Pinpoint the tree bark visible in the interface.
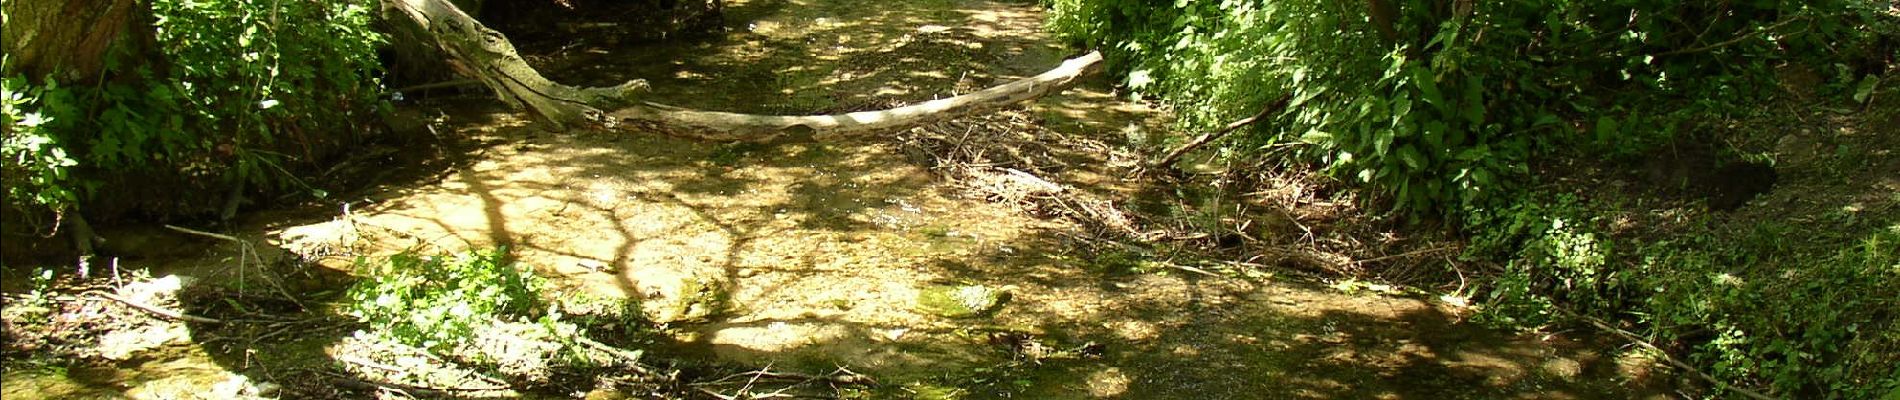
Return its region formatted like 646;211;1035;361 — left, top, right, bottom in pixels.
385;0;647;130
384;0;1103;141
2;0;148;82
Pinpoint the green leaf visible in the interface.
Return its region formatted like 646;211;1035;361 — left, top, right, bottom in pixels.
1412;66;1446;113
1375;128;1395;156
1397;145;1427;170
1532;113;1560;127
1852;74;1878;104
1595;116;1619;144
1471;167;1494;186
1397;181;1411;207
1300;128;1333;144
1423;121;1447;149
1392;95;1413;127
1455;146;1489;161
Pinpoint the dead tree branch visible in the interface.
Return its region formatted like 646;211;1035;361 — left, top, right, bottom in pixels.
95;293;225;325
385;0;1102;141
1150;93;1292;170
1557;308;1779;400
609;52;1102;142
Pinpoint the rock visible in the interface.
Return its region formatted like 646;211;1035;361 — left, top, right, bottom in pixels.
915;284;1008;318
118;274;189;305
585;388;632;400
97;323;191;360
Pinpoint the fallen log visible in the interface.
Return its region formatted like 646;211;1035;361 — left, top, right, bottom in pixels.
387;0;647;130
385;0;1103;141
608;52;1103;142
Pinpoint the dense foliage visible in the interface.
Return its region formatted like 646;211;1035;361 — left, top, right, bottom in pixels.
1049;0;1882;215
1468;196;1900;398
1;78;80;215
0;0;383;221
347;249;543;350
343;248;654;384
1049;0;1896;397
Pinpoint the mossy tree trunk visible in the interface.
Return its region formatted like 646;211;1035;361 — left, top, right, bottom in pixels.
1;0;153;83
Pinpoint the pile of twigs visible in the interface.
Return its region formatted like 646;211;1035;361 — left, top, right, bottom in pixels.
689;366;876;399
894;109;1141;238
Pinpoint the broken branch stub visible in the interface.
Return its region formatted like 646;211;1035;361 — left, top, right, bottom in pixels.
387;0;1102;140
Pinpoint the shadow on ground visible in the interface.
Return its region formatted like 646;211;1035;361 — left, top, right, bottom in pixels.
259;91;1670;398
4;0;1679;398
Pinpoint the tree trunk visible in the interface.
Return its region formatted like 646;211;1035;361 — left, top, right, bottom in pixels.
383;0;1102;141
2;0;150;82
385;0;647;130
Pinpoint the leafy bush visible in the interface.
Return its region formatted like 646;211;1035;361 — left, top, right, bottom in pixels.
2;0;384;219
1047;0;1880;215
1632;227;1899;398
1;77;80;218
346;249;544;351
1464;193;1900;397
144;0;385;188
345;249;657;384
1050;0;1896;397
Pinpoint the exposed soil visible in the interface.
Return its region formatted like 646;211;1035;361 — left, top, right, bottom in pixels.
2;0;1684;398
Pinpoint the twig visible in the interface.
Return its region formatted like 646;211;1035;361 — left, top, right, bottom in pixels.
574;336;653;375
738;363;772;397
95;293;225;325
696;387;738;400
1351;245;1459;265
699;367;876;387
1164;263;1223;278
1556;308;1779;400
327;374;508;395
382;79;483;96
1149;93;1293;170
164;224;241;242
338;355;405;373
1653;16;1804;57
163;225;309;311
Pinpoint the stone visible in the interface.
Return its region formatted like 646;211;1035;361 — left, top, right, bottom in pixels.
915;284;1008;318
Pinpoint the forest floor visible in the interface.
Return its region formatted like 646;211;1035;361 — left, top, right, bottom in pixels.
0;0;1692;398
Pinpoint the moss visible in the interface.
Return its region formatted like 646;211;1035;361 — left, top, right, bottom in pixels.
915;284;1008;318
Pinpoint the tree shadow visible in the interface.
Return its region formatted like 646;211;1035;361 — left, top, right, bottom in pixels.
79;0;1676;397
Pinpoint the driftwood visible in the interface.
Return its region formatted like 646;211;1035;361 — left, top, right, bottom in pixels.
385;0;1103;141
387;0;647;130
611;51;1102;142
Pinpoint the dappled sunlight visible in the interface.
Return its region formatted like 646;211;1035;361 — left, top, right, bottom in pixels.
2;345;265;399
270;102;1059;363
8;0;1888;396
0;264;307;400
254;0;1675;397
516;0;1067;114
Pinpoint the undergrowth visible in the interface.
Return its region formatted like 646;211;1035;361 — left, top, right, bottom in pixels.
1466;192;1900;398
1047;0;1898;397
346;249;543;351
344;248;653;386
1;0;384;223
